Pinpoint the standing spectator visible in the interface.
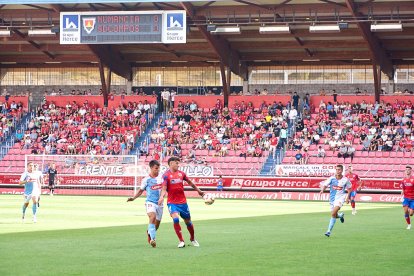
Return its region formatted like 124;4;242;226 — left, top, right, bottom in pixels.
292;92;300;110
48;163;58;196
217;175;224;191
170;90;176;108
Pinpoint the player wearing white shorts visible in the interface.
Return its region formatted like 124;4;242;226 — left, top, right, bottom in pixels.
19;162;42;223
127;160;163;248
320;164;351;237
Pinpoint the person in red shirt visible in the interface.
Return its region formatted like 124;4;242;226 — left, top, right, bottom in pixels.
158;157;205;248
345;165;362;215
402;165;414;230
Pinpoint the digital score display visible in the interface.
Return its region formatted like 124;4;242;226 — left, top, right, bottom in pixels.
80;14;162;44
60;11;186;44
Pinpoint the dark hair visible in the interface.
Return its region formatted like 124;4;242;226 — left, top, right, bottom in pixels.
336;164;344;170
406;166;412;169
149;160;160;168
168;156;180;165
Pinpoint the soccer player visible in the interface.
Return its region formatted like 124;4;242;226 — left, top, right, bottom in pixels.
158;157;205;248
19;162;41;223
33;163;44;207
48;163;58;196
320;164;351;237
345;165;362;215
127;160;163;248
401;165;414;230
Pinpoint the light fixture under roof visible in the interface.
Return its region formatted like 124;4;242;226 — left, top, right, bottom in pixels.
0;30;11;37
259;25;290;34
309;24;340;33
28;29;55;36
210;26;241;34
370;23;402;32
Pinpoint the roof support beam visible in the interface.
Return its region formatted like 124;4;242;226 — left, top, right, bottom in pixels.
345;0;394;79
181;1;248;80
372;63;381;102
12;29;55;59
88;44;132;81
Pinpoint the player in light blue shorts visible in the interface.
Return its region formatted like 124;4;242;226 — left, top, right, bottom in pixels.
320;164;351;237
127;160;163;248
19;162;41;223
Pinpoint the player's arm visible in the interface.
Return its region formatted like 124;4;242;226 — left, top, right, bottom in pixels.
357;176;363;191
158;185;167;206
186;178;205;197
158;175;168;206
128;177;147;202
19;174;28;185
127;189;144;202
345;180;352;204
319;178;330;194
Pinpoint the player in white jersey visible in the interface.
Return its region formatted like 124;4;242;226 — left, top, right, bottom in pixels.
19;162;42;223
127;160;163;248
320;164;351;237
33;163;44;207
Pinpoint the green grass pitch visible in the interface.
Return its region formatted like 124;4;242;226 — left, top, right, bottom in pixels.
0;195;413;276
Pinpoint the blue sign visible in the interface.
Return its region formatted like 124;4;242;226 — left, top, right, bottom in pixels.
166;13;184;31
62;15;78;31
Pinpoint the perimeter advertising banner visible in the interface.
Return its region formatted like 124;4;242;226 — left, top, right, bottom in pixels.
0;175;403;190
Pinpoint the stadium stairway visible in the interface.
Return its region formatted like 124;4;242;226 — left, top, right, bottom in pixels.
259;148;284;175
259;113;298;175
131;111;163;155
0;111;34;160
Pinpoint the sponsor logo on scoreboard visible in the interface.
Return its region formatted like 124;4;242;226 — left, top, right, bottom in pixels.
166;13;184;31
82;17;96;34
60;13;80;44
62;14;79;31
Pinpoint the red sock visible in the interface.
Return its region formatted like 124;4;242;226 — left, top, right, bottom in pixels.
351;201;355;208
405;215;411;225
186;223;195;241
173;223;184;242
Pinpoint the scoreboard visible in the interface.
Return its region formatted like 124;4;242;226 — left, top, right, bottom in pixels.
60;10;186;44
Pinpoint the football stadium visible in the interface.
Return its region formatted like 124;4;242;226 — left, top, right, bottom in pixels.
0;0;414;275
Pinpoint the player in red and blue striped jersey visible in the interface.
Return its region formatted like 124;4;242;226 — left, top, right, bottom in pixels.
158;157;205;248
345;165;362;215
401;165;414;230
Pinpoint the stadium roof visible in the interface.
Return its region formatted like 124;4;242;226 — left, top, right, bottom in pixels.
0;0;413;81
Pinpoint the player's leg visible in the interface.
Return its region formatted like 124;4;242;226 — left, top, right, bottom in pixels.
350;191;357;215
402;198;411;229
31;195;38;223
181;204;199;246
155;204;163;230
168;204;185;247
22;195;30;220
325;205;341;237
147;212;157;248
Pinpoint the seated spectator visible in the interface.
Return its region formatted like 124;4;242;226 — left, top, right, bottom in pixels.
294;149;303;164
301;149;309;164
361;137;370;151
15;129;24;142
317;146;326;158
346;146;355;162
383;138;394;151
337;144;348;158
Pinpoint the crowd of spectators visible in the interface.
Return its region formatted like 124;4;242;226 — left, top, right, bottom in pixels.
16;99;155;155
289;98;414;164
145;98;295;163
